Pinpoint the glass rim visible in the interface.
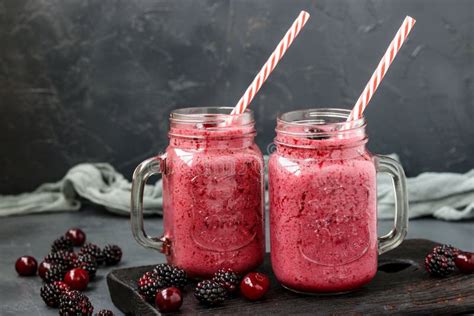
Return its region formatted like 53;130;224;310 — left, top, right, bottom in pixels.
276;108;366;138
277;108;365;126
170;107;254;124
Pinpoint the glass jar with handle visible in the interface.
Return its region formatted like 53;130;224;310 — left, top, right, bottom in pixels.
131;107;265;277
269;108;408;293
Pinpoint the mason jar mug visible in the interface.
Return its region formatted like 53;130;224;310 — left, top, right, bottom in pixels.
131;107;265;277
269;108;408;293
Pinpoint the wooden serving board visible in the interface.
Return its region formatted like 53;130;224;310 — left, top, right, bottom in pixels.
107;239;474;315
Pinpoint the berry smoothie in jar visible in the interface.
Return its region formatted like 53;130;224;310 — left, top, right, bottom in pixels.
269;108;408;293
132;107;265;277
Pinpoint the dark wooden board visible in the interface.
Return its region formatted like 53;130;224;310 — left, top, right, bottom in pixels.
107;239;474;315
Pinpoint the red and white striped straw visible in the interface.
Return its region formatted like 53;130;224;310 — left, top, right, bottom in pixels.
230;11;310;117
348;16;416;121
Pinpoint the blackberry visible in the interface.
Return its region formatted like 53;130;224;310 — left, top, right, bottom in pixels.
103;245;122;266
75;254;98;279
79;243;104;265
152;263;187;288
212;269;240;293
194;280;227;305
59;290;94;316
40;281;70;307
51;236;74;253
425;253;455;277
96;310;114;316
432;244;460;260
44;264;67;283
44;250;77;269
137;271;164;301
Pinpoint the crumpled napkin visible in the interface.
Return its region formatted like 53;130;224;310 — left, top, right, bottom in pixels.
0;163;162;217
378;169;474;220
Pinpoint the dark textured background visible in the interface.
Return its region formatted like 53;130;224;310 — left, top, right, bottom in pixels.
1;0;473;194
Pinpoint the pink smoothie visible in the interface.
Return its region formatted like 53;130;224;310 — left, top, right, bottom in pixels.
269;134;377;293
162;126;265;277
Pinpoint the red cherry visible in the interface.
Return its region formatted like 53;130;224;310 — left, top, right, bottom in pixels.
38;261;52;279
155;287;183;313
65;228;86;246
64;268;90;290
455;252;474;274
240;272;270;301
15;256;37;276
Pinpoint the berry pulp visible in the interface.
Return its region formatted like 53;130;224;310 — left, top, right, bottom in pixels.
269;133;377;293
162;125;265;277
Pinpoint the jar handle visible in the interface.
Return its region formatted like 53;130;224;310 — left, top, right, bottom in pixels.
375;155;409;255
130;154;170;254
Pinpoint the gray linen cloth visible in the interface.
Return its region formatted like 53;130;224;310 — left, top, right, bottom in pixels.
1;158;474;220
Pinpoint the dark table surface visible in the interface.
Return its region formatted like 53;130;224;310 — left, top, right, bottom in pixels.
1;206;473;315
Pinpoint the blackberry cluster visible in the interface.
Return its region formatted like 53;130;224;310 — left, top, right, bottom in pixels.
14;227;124;313
432;244;460;259
194;280;227;306
103;245;122;266
51;236;74;253
74;254;98;279
212;269;240;293
152;263;188;289
59;290;94;316
137;271;164;301
79;243;104;265
44;264;67;283
96;310;114;316
44;250;76;269
40;281;70;307
425;253;456;277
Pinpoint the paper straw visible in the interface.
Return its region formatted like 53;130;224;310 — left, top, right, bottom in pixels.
348;16;416;121
229;11;310;118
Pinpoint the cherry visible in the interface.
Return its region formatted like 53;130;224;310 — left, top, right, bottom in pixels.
240;272;270;301
64;268;90;290
65;228;86;246
38;261;52;280
455;252;474;274
15;256;37;276
155;287;183;313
